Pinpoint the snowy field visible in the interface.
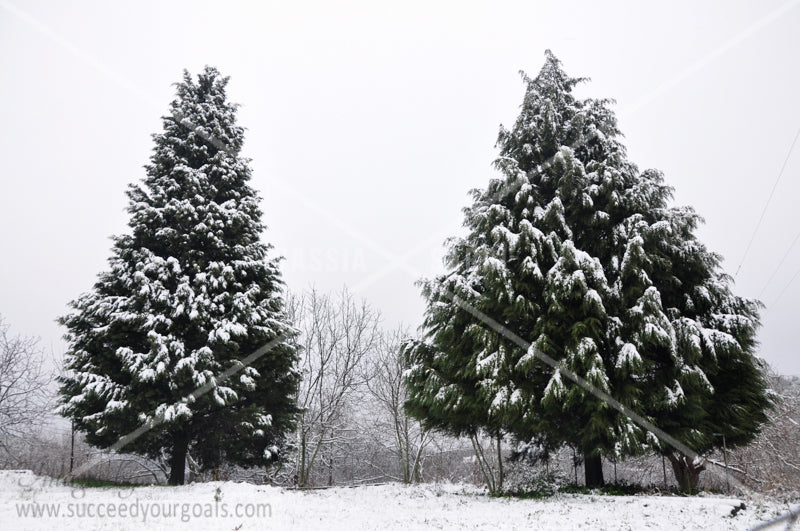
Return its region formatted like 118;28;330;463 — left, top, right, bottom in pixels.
0;470;792;530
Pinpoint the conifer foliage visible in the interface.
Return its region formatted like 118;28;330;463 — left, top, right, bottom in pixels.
59;68;298;485
403;51;771;490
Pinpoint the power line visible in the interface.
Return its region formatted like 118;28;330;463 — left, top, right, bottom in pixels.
734;125;800;278
770;265;800;309
758;230;800;299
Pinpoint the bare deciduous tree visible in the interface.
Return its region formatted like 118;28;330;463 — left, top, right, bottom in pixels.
363;327;430;483
289;288;380;487
0;316;51;456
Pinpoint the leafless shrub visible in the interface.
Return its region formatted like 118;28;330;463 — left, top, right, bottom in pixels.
0;316;53;463
724;373;800;500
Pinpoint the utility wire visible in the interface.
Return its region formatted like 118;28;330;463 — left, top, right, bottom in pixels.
770;265;800;309
734;126;800;278
758;230;800;299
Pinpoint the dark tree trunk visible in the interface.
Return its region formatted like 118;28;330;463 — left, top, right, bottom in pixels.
496;436;504;493
584;452;604;488
299;432;307;487
667;453;705;492
168;437;188;486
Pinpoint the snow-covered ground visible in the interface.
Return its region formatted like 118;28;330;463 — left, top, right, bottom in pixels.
0;470;791;530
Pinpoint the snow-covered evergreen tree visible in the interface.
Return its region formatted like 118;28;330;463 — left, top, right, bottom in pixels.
59;67;298;485
403;51;771;489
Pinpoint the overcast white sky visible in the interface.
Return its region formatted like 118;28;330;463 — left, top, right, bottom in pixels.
1;0;799;376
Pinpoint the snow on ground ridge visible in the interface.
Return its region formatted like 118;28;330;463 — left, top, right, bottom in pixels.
0;470;791;530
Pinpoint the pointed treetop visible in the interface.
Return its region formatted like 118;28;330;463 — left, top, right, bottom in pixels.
496;50;590;173
521;50;588;96
173;66;233;111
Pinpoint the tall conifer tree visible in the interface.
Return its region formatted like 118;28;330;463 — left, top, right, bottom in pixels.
59;67;298;485
403;51;771;489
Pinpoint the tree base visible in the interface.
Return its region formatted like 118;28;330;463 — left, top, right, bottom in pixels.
168;438;188;486
584;453;604;488
667;453;705;492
